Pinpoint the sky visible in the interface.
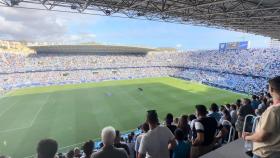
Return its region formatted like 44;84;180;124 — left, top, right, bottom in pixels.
0;7;271;50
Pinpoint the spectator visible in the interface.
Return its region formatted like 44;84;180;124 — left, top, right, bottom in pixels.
216;109;232;144
236;99;242;110
219;105;226;115
225;104;231;112
168;129;191;158
130;132;136;142
127;134;135;158
74;147;81;158
255;98;268;116
188;114;196;120
135;123;149;156
138;110;176;158
58;153;66;158
188;114;197;140
165;113;177;134
251;95;260;110
177;115;191;140
66;149;74;158
37;139;58;158
219;109;232;124
188;114;196;127
191;105;217;158
243;76;280;158
114;130;130;156
235;98;255;138
230;104;238;124
81;140;94;158
91;126;128;158
207;103;222;122
174;117;179;126
265;92;272;100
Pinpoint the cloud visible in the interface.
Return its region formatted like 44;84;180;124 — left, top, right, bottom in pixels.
0;8;66;41
0;7;97;43
60;33;97;44
0;5;269;49
176;44;182;48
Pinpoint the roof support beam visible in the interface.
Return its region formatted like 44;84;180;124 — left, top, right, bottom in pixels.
189;6;280;17
209;15;280;21
165;0;236;13
0;0;280;39
0;0;11;6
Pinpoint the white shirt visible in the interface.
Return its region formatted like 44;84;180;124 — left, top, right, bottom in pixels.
195;121;204;131
190;119;196;129
135;134;144;152
138;126;174;158
230;110;238;124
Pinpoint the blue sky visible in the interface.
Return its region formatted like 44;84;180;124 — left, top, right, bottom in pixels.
0;8;271;50
63;14;271;50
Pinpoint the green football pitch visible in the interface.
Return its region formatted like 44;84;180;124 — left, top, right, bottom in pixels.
0;77;246;158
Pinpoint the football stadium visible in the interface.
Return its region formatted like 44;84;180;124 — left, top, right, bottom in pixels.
1;0;280;158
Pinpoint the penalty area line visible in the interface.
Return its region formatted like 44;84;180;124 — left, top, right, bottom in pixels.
0;95;49;133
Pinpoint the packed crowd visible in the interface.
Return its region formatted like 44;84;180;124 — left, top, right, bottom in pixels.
1;76;277;158
0;67;181;90
0;52;187;73
1;48;280;77
185;48;280;78
1;48;280;94
174;69;267;94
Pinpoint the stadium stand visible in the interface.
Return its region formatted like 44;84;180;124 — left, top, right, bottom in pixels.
174;68;267;94
0;46;280;158
0;47;279;95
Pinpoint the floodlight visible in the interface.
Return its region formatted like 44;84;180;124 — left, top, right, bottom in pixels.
105;10;111;15
10;0;20;6
71;4;77;10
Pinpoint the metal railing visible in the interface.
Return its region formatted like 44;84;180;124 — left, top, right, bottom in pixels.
222;120;236;143
243;114;256;133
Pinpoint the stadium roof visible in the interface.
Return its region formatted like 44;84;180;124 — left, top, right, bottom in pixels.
30;44;156;54
1;0;280;39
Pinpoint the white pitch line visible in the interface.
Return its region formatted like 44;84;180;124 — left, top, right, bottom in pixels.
29;99;48;127
0;100;18;118
0;95;50;133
